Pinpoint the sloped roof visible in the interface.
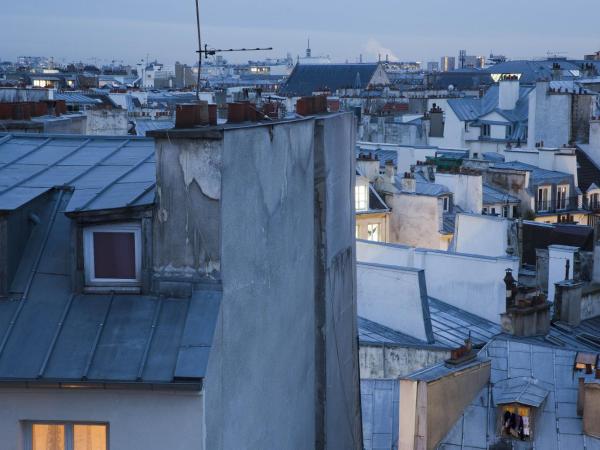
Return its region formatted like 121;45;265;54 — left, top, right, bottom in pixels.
447;85;533;123
0;190;220;387
486;59;582;83
576;146;600;192
483;183;520;205
439;338;600;449
493;376;550;407
492;160;572;185
280;63;382;96
0;134;156;212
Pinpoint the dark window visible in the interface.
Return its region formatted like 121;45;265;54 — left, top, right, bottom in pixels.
93;232;136;279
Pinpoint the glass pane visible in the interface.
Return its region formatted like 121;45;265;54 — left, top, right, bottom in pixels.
93;232;136;279
32;424;65;450
74;424;107;450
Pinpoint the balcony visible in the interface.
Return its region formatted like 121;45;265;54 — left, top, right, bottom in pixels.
535;196;581;214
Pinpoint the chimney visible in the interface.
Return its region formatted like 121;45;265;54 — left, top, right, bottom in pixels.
381;160;394;183
554;280;584;326
400;171;416;193
500;282;551;337
175;102;210;128
498;75;520;110
590;118;600;150
356;153;380;182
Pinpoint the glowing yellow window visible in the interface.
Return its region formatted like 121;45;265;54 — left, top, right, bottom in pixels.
74;425;107;450
32;424;65;450
29;423;107;450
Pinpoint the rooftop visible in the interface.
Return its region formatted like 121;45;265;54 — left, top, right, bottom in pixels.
0;134;155;212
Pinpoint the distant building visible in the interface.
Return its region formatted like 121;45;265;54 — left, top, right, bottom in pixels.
585;50;600;61
440;56;456;72
427;61;440;72
280;63;390;97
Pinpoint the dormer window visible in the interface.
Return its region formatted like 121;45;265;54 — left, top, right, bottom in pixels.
355;184;369;211
83;223;141;288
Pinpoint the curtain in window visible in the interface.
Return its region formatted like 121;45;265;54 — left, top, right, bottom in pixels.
74;425;107;450
32;424;65;450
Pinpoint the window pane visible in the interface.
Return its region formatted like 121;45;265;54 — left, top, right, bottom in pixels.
74;424;107;450
32;424;65;450
93;232;136;279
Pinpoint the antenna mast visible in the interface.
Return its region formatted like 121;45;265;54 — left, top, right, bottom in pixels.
195;0;202;99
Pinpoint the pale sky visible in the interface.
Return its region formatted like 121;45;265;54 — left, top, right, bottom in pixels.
1;0;599;66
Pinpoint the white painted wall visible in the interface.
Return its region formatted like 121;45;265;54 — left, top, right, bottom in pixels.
548;245;578;302
357;262;430;342
435;172;483;213
498;80;520;110
0;388;204;450
357;240;520;324
453;213;509;257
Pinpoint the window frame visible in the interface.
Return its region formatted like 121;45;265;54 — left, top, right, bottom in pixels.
83;223;142;287
537;186;551;212
367;223;381;242
355;183;369;211
557;184;569;210
24;421;109;450
442;196;449;212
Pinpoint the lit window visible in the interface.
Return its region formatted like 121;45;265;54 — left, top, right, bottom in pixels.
367;223;380;242
83;223;141;286
537;187;550;212
355;184;369;211
557;185;569;210
29;423;107;450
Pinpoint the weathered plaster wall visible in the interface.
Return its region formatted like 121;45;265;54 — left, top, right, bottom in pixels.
0;388;204;450
359;345;449;379
85;109;129;135
153;137;222;281
385;193;442;249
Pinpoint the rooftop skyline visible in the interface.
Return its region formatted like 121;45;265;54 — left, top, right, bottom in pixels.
1;0;599;66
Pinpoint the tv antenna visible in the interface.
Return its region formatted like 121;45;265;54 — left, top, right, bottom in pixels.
193;0;273;99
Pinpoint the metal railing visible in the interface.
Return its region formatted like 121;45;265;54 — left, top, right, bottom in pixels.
535;196;580;213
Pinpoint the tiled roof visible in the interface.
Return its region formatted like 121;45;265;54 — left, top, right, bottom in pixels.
0;134;156;212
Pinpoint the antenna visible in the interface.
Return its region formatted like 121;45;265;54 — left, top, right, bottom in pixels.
193;0;272;99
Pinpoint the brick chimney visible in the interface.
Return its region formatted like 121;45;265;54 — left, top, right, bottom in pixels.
501;285;551;337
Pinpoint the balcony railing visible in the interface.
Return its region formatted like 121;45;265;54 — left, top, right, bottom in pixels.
535;196;581;214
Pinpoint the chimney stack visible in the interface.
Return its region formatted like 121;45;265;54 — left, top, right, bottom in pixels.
498;74;520;110
400;171;416;193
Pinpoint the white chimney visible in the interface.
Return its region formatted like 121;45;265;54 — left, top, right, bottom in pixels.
590;119;600;150
498;76;520;110
401;172;416;193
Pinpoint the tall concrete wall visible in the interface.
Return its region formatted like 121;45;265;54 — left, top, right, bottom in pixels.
0;388;204;450
205;113;361;450
206;120;317;450
314;113;362;450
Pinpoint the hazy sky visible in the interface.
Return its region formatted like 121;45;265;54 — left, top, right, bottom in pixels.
2;0;599;66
